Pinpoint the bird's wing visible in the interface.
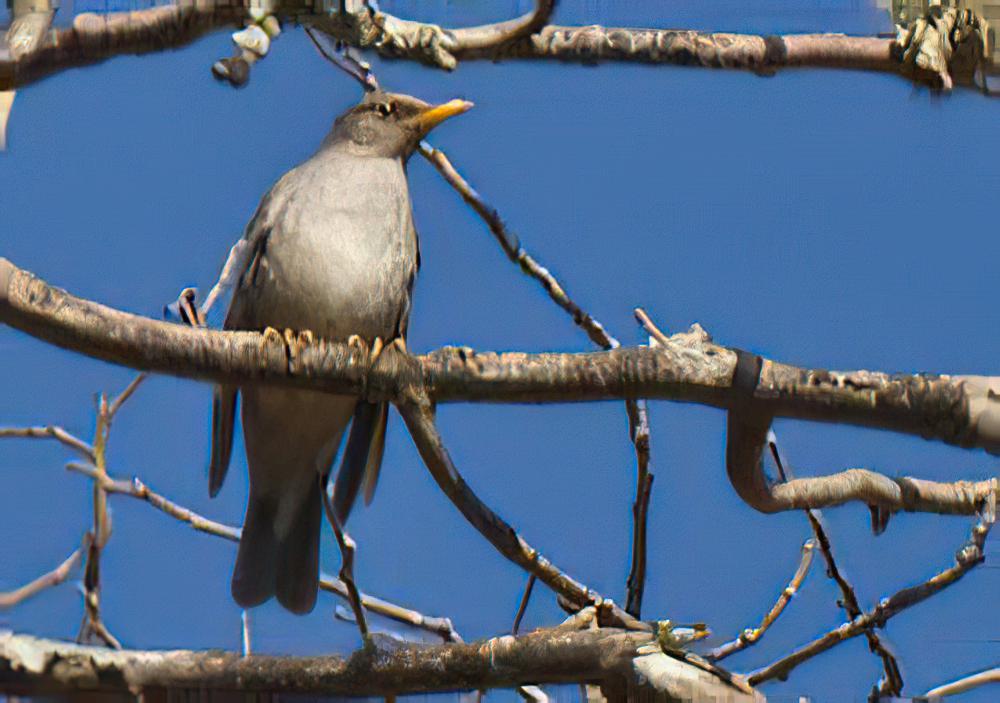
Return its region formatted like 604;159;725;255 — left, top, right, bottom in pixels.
333;220;419;521
207;193;276;498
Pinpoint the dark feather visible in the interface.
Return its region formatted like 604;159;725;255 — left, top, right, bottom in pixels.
332;401;388;524
209;384;237;498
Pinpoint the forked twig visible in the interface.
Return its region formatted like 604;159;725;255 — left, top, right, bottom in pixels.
707;539;816;661
768;436;903;696
63;461;458;640
748;486;996;686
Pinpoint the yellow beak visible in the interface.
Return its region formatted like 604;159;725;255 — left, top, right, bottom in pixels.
416;99;474;133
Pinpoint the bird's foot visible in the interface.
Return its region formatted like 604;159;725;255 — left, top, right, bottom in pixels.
260;326;285;352
284;328;315;359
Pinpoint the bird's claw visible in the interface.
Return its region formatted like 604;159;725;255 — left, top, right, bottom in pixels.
260;326;285;352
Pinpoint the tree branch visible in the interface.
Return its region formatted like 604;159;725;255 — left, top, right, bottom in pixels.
398;396;603;610
0;626;757;700
706;539;815;661
924;666;1000;699
3;3;989;94
0;538;87;610
747;489;996;686
3;256;998;516
63;461;460;642
0;425;95;461
418;142;656;617
767;437;902;695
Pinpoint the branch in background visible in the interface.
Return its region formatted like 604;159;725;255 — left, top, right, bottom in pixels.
320;473;369;640
2;258;998;518
417;142;656;617
3;3;989;95
0;2;243;90
924;666;1000;699
511;575;536;636
0;626;757;700
0;425;95;461
63;462;460;642
767;437;902;696
748;489;996;686
0;538;87;610
707;539;816;661
77;393;119;649
398;396;604;611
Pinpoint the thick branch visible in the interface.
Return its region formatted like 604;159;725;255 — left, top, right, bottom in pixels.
2;257;998;519
4;3;986;94
1;2;243;90
398;397;601;609
0;627;757;700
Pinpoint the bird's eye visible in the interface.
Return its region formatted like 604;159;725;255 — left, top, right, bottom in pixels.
376;102;394;117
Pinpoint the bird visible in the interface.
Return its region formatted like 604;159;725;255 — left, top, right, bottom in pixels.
208;91;472;614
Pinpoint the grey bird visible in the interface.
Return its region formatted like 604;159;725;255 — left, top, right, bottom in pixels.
209;92;472;614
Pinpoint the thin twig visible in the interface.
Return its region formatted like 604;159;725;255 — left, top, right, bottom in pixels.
768;436;903;696
78;393;120;649
512;574;536;635
305;26;378;91
747;487;996;686
625;378;653;617
707;539;816;661
107;373;146;419
320;474;369;640
418;142;656;616
924;667;1000;698
0;536;88;609
0;425;95;461
241;610;251;657
64;461;458;641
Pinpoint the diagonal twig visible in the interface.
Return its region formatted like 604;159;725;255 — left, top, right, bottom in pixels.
398;394;606;612
512;574;536;636
706;539;816;661
768;436;903;696
747;483;996;687
924;667;1000;699
0;536;89;610
418;141;655;617
320;473;369;640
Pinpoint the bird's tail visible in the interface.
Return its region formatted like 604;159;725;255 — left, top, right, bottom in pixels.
232;478;322;614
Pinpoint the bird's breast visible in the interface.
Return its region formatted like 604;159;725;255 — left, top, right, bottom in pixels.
247;154;417;340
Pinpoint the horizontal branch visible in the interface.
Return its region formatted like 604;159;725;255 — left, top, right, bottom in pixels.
5;256;1000;455
3;1;988;94
0;627;757;700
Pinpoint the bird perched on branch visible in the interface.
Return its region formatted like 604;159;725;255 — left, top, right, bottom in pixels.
208;91;472;614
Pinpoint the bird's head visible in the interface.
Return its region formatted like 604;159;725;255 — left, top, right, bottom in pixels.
328;92;473;158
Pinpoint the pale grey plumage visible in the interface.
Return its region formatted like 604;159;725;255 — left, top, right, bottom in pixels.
209;92;471;614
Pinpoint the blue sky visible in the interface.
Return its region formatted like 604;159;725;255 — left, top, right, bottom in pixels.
1;2;997;701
